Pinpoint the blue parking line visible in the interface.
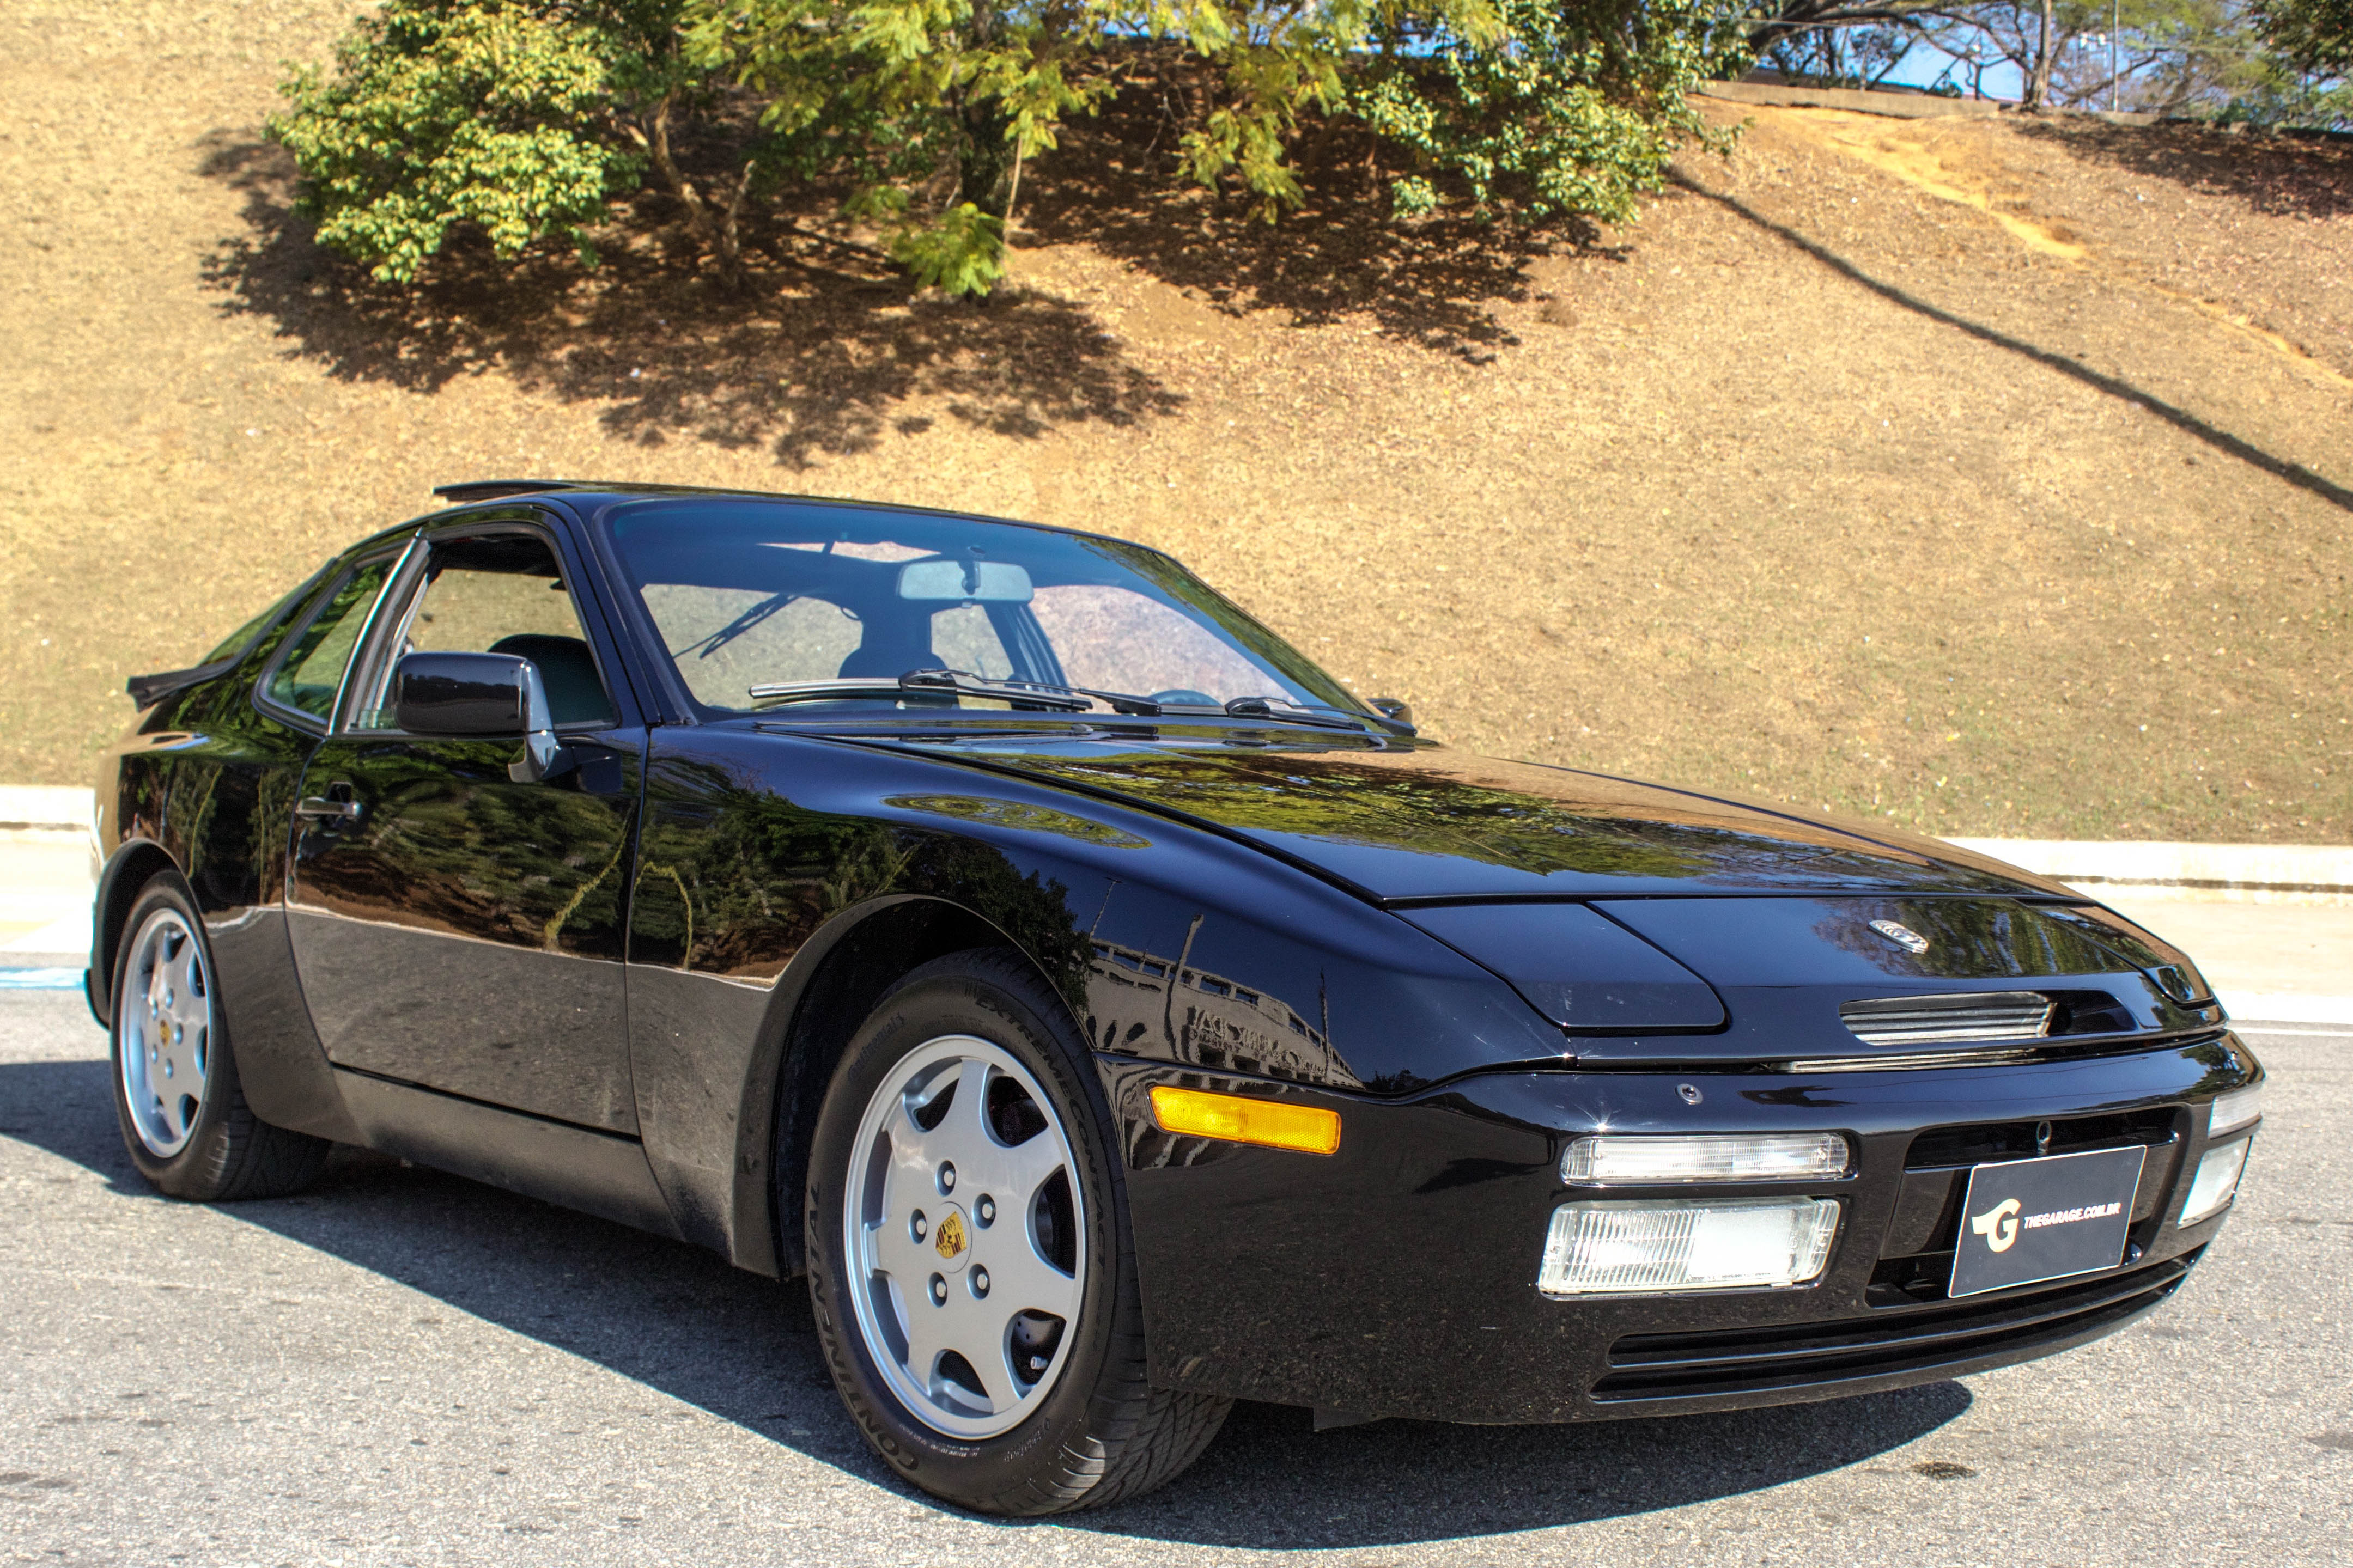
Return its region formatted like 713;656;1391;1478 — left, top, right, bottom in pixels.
0;968;85;990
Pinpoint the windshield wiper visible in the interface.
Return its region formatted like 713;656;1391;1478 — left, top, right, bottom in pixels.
749;670;1376;731
1202;695;1374;732
751;670;1097;712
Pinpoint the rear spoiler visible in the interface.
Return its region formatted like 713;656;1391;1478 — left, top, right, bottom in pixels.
127;659;236;710
433;479;588;504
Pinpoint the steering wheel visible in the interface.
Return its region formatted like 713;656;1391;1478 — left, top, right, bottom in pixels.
1148;689;1220;707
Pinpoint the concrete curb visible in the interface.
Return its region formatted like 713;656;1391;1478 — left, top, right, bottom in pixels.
0;786;92;831
1950;838;2353;904
2220;994;2353;1027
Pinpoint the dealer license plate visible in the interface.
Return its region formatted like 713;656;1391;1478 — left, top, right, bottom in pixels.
1949;1145;2147;1298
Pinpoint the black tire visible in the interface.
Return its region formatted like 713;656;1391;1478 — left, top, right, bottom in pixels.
804;948;1229;1515
108;874;332;1201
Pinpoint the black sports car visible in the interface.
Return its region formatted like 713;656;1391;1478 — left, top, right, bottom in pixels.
91;481;2263;1515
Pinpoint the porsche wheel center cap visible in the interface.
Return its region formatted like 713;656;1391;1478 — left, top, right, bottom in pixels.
932;1203;972;1272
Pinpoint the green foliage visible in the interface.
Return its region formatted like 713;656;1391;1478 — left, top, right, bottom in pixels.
277;0;1750;296
1357;0;1747;227
2253;0;2353;71
269;0;662;282
890;202;1010;295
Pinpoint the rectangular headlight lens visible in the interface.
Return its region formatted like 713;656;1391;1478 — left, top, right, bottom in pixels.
1538;1198;1841;1296
2209;1082;2263;1137
1561;1132;1851;1185
2178;1138;2250;1226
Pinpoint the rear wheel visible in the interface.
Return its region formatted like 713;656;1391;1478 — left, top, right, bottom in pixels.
804;949;1229;1515
110;875;331;1200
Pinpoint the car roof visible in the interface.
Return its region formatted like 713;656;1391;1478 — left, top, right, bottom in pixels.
420;480;1170;558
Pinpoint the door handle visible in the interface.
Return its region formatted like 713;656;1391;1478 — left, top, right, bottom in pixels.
294;796;362;826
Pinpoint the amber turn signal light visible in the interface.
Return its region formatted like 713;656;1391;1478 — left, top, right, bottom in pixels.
1149;1086;1341;1155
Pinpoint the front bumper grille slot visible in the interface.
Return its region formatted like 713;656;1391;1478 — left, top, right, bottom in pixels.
1841;992;2054;1047
1591;1251;2199;1401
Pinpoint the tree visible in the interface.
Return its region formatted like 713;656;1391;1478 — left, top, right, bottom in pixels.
2252;0;2353;70
269;0;661;283
270;0;1753;297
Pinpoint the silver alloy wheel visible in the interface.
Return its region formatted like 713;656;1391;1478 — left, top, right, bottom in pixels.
118;906;212;1158
844;1034;1087;1440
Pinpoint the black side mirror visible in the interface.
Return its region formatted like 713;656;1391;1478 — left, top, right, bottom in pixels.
392;651;575;783
1369;697;1415;732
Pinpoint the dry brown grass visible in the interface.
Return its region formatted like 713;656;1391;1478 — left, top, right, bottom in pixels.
2;0;2348;841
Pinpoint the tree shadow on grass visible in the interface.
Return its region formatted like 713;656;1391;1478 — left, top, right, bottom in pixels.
2;1028;1969;1549
193;132;1184;471
1019;79;1615;364
2010;117;2353;223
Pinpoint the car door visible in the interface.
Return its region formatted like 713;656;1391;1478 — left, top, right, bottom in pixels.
285;514;645;1133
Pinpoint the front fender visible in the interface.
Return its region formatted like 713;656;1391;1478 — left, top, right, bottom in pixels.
622;727;1562;1274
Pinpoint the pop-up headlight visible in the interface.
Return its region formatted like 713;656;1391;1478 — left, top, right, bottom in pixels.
1561;1132;1850;1185
1538;1198;1841;1296
2178;1139;2250;1226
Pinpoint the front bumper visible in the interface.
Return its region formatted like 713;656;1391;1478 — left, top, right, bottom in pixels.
1105;1035;2257;1423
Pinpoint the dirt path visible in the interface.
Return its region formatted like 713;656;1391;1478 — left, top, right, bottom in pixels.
2;1;2348;841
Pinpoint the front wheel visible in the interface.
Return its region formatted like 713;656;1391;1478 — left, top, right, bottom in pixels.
110;874;331;1200
804;949;1229;1515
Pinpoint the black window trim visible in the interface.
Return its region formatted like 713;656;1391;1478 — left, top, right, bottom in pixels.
251;539;419;736
335;514;629;739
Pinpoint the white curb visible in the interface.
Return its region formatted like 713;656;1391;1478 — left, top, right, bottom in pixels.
2219;994;2353;1028
0;786;93;831
1949;838;2353;904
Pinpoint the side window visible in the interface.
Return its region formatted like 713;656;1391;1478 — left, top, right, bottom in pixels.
263;559;394;724
362;532;617;729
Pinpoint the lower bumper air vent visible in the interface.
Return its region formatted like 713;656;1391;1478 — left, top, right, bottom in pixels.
1590;1250;2199;1402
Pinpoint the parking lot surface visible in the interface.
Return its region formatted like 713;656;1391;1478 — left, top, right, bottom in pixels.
2;991;2345;1567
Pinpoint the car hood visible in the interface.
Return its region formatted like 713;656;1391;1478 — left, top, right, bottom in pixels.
904;735;2073;901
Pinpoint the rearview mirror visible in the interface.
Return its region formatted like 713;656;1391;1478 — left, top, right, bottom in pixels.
897;559;1034;603
392;651;574;783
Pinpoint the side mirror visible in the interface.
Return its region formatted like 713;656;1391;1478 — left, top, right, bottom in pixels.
1369;697;1415;731
392;651;575;783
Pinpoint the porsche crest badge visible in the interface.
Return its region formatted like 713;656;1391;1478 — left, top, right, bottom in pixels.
1869;918;1931;955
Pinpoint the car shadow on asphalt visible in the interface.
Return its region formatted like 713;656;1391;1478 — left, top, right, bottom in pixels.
1;1051;1969;1548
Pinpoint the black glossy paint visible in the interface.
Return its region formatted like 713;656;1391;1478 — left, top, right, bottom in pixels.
288;731;645;1131
1113;1038;2253;1421
1401;903;1726;1033
887;737;2084;901
88;484;2264;1430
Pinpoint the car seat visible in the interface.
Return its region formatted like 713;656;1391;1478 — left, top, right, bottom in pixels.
488;634;615;727
836;624;938;680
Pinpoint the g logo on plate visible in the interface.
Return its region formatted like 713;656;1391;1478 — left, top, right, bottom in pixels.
1970;1198;2022;1253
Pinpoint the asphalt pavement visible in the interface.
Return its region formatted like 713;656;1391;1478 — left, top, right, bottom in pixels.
1;992;2345;1567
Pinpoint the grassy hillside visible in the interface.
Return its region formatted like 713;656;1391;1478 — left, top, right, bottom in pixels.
2;0;2348;841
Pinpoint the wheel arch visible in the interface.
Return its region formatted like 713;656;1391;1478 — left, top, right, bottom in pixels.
731;893;1084;1280
87;839;181;1028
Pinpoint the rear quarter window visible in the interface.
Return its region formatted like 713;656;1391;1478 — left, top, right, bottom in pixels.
263;559;395;723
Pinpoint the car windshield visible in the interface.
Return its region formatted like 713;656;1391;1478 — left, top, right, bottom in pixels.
600;499;1364;722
